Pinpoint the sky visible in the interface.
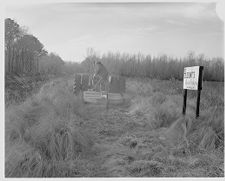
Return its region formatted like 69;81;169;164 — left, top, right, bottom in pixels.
5;2;224;62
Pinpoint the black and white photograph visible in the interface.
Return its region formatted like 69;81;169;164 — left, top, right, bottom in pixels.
2;0;225;178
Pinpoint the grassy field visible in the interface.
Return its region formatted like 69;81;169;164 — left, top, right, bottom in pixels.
5;77;224;177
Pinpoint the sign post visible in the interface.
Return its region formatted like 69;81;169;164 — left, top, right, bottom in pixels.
196;90;201;118
183;66;204;118
182;89;187;115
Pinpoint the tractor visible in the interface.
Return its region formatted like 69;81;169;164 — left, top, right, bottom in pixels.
73;72;126;105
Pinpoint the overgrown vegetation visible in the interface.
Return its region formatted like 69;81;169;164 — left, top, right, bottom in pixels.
5;79;96;177
119;79;224;177
5;77;224;177
5;18;67;105
5;19;224;177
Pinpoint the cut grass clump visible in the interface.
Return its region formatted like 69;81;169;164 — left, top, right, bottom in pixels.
119;135;138;148
188;106;224;152
154;99;180;128
129;96;152;115
198;127;217;151
127;160;163;177
151;92;167;106
188;154;214;169
207;166;224;177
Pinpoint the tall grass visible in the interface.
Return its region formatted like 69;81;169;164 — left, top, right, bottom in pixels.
124;79;224;177
5;79;94;177
5;74;224;177
127;79;224;151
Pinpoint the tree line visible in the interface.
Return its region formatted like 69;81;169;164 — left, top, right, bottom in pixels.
5;18;65;78
81;49;224;82
5;18;45;75
5;18;67;105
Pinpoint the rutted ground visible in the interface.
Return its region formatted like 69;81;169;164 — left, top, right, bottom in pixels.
5;77;224;177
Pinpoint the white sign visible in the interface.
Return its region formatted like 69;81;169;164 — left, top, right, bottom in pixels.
183;66;200;90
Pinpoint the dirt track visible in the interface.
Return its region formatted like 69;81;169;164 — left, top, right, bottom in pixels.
77;99;160;176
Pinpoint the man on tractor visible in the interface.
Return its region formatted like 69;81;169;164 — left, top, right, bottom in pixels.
92;61;110;92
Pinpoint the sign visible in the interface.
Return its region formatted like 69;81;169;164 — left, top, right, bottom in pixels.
182;66;204;118
183;66;202;90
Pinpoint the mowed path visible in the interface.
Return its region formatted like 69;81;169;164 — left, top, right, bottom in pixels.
77;102;136;176
75;90;165;176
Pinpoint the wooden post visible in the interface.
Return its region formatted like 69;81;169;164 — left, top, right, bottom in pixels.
182;89;187;115
196;66;204;118
196;90;201;118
